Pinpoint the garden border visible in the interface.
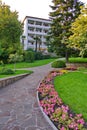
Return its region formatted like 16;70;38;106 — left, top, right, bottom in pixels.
0;73;29;89
37;82;58;130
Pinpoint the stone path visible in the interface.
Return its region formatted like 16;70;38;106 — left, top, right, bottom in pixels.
0;63;55;130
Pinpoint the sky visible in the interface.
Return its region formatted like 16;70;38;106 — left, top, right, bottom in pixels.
2;0;87;22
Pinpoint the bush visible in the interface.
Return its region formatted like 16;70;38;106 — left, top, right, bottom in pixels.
43;54;51;59
0;68;14;75
34;52;43;60
9;54;23;63
24;51;35;62
51;60;66;68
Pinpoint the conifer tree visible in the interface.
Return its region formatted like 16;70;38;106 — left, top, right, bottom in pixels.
49;0;83;62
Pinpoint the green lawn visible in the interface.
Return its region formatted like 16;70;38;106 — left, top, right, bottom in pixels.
54;69;87;121
0;70;33;78
0;59;56;69
69;57;87;63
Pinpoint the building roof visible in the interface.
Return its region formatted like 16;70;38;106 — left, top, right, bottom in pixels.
23;16;51;23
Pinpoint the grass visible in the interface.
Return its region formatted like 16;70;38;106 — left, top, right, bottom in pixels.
69;57;87;63
54;68;87;121
0;70;33;78
0;58;56;69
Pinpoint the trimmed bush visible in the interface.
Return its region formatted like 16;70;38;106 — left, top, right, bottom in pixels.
34;52;43;60
43;54;51;59
51;60;66;68
0;68;14;75
24;51;35;62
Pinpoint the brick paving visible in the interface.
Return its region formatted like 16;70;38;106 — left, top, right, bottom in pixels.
0;64;54;130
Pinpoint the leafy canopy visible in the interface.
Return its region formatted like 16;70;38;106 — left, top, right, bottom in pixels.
0;1;23;63
69;5;87;57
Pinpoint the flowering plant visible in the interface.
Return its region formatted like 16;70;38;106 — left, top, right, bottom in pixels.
37;68;86;130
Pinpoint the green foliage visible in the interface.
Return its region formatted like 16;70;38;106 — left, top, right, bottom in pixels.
34;52;51;60
51;60;66;68
43;54;51;59
0;69;33;78
9;53;23;63
0;1;23;63
0;59;56;69
49;0;83;62
0;67;14;75
34;51;43;60
26;48;34;52
69;6;87;57
24;51;35;63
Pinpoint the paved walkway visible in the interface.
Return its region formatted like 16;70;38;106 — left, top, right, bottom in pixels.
0;63;55;130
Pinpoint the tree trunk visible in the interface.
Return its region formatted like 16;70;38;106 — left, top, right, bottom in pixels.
65;49;69;63
39;43;41;51
35;41;37;52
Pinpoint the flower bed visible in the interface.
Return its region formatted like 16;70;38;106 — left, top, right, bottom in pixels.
37;68;86;130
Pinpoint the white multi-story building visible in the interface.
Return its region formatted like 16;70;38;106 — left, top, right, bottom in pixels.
22;16;51;51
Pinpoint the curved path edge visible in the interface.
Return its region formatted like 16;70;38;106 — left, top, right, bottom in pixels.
37;89;58;130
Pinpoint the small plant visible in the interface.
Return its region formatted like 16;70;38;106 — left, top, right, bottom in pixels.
34;51;43;60
24;51;35;62
51;60;66;68
0;67;14;75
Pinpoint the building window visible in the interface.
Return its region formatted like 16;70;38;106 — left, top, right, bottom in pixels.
43;23;49;26
29;34;34;39
36;21;42;26
36;28;42;32
31;42;34;45
28;27;34;31
28;20;34;24
43;29;48;33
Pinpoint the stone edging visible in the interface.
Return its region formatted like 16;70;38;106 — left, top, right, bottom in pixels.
0;73;29;89
37;83;58;130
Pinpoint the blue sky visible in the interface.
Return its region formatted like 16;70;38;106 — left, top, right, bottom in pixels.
2;0;87;21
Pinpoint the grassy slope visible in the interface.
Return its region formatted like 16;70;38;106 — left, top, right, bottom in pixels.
0;70;33;78
0;59;55;69
54;71;87;121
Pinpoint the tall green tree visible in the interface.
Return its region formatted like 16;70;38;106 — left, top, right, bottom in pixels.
49;0;83;62
69;5;87;57
0;1;23;63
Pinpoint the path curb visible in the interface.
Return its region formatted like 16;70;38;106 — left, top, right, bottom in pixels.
0;73;29;89
37;84;58;130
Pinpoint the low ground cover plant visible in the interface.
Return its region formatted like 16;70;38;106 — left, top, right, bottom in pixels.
0;68;14;75
51;60;66;68
37;68;86;130
0;68;33;78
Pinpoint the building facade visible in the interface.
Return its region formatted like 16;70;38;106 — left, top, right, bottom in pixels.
22;16;51;51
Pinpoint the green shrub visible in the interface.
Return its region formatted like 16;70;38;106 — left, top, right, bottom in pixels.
43;54;51;59
24;51;35;62
34;52;43;60
51;60;66;68
9;54;23;63
0;68;14;75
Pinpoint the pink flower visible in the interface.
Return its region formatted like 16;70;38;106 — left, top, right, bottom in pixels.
77;119;85;125
60;126;65;130
38;70;85;129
